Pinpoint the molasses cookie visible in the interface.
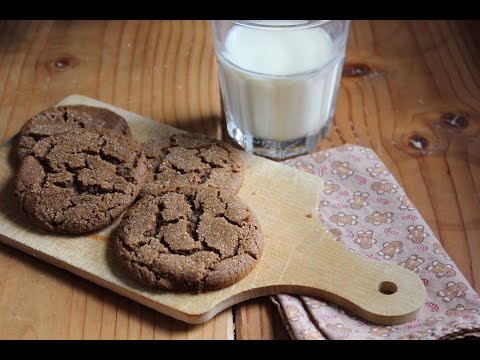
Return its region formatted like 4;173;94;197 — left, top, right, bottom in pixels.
114;186;263;292
142;133;244;194
16;105;132;161
14;128;147;234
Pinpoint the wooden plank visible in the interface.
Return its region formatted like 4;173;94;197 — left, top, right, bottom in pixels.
234;297;289;340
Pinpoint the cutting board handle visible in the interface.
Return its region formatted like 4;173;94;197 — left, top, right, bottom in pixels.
274;235;426;325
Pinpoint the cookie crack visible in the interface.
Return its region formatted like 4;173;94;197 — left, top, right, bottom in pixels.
221;144;242;172
221;213;244;228
153;202;183;255
242;250;259;261
199;235;223;258
153;201;166;239
36;158;55;188
52;181;70;188
99;149;121;165
120;235;209;293
61;149;141;196
145;147;168;162
64;164;81;173
33;141;56;187
116;151;142;183
157;193;205;256
198;153;225;170
28;133;49;143
185;194;202;244
171;137;231;170
70;175;124;196
169;162;187;175
195;169;211;184
61;109;69;124
83;150;100;157
117;232;138;252
118;240;176;285
217;214;242;257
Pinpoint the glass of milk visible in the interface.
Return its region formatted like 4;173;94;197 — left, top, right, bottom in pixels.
211;20;350;160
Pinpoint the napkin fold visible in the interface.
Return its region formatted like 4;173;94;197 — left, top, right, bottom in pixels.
273;144;480;340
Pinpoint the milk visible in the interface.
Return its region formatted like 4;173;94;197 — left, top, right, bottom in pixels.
215;20;345;142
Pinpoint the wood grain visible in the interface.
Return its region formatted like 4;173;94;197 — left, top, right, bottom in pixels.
0;20;479;339
234;297;289;340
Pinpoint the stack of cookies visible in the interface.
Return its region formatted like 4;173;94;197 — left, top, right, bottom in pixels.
12;105;263;293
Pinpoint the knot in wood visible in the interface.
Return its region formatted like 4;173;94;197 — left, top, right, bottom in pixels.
442;113;469;129
48;55;79;72
408;134;429;151
342;63;372;78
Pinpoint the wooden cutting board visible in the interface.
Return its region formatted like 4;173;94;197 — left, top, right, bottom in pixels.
0;95;425;325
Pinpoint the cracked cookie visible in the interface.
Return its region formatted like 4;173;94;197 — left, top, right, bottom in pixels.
114;186;263;292
13;128;147;234
142;133;244;195
16;105;132;162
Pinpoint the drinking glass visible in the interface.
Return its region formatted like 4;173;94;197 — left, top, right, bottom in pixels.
211;20;350;160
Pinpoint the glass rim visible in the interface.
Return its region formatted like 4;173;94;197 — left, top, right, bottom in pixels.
231;20;333;30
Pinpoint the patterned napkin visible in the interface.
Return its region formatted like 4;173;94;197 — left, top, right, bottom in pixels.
272;144;480;340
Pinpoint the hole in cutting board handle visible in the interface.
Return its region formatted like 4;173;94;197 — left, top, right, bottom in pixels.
378;281;398;295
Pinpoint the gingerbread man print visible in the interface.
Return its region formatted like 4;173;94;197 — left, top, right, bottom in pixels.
348;191;369;210
304;298;325;309
285;305;301;322
371;180;397;195
312;151;330;163
398;195;415;211
400;330;433;340
330;212;358;227
331;161;354;180
324;180;340;195
325;323;357;335
319;199;329;208
354;230;377;249
302;327;323;340
359;147;377;160
398;255;425;273
437;282;468;302
427;260;456;278
327;228;342;241
369;326;397;337
294;161;315;174
337;144;354;152
450;321;474;331
433;242;451;260
406;225;429;244
424;316;444;326
366;211;393;226
377;241;403;259
367;163;388;178
446;305;478;318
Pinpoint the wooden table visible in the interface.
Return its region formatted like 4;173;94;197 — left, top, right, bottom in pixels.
0;20;478;340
